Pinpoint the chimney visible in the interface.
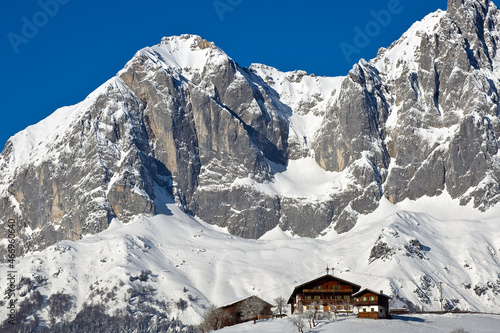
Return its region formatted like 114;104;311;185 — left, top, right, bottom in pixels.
380;290;383;295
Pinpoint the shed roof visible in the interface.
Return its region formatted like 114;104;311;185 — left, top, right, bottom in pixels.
353;288;392;299
219;295;273;309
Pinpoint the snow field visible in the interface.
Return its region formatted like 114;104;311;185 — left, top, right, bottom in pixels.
1;192;500;326
217;313;500;333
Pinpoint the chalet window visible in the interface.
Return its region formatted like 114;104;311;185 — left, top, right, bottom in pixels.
318;285;322;289
306;296;311;300
344;295;350;300
371;308;375;312
363;308;367;312
314;296;321;300
370;296;376;301
335;295;341;300
362;297;368;301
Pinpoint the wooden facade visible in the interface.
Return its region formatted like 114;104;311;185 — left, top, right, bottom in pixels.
287;274;362;315
353;289;391;319
219;295;273;328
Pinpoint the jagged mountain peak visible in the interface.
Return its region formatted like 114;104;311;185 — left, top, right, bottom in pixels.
160;34;214;50
448;0;494;20
122;34;230;82
447;0;500;70
371;10;446;78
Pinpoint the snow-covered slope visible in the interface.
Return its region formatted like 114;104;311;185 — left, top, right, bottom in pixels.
1;194;499;327
218;313;500;333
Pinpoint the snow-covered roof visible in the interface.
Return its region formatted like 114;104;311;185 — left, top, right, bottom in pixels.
353;288;392;299
219;295;272;309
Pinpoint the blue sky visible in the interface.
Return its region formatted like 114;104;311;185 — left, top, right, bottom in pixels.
1;0;447;148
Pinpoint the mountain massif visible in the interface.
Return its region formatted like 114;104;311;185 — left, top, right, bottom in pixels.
1;0;500;331
2;0;500;253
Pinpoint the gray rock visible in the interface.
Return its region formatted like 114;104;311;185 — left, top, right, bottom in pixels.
3;0;500;254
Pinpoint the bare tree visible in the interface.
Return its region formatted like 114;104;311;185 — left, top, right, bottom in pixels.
273;296;287;318
303;309;315;328
303;301;321;329
200;305;230;332
239;297;265;324
331;303;339;320
302;301;321;327
294;300;304;314
341;297;355;315
310;301;321;324
289;315;305;333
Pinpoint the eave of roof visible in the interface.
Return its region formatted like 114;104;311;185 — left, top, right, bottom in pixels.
219;295;273;309
352;288;392;299
287;274;363;304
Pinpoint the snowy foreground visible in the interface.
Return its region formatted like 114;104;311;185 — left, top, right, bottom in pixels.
218;314;500;333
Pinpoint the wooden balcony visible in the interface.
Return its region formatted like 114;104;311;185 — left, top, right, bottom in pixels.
300;299;353;306
355;300;379;306
303;288;353;293
321;300;353;306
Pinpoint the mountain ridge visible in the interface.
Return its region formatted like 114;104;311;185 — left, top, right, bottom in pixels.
3;0;500;255
1;0;500;330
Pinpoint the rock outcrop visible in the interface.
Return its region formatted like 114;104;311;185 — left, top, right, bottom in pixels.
2;0;500;256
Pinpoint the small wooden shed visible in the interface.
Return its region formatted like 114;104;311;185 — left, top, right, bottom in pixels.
218;295;273;328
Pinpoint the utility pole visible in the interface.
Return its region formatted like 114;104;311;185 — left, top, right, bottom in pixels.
440;282;443;312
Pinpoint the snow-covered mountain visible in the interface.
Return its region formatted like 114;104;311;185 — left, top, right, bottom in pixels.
1;0;500;330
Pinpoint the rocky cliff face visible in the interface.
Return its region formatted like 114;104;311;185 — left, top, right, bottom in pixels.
1;0;500;256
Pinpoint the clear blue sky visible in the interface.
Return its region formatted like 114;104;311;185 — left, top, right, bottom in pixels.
0;0;447;148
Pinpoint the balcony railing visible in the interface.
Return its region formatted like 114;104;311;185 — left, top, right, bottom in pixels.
302;288;353;293
299;299;353;305
355;301;379;306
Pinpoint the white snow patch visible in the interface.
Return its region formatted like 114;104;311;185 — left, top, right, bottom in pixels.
232;157;347;200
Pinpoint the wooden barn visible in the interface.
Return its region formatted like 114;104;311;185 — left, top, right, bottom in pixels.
287;273;362;315
353;288;392;319
218;295;273;328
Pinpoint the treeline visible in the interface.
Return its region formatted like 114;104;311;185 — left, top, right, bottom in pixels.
1;302;198;333
1;275;199;333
